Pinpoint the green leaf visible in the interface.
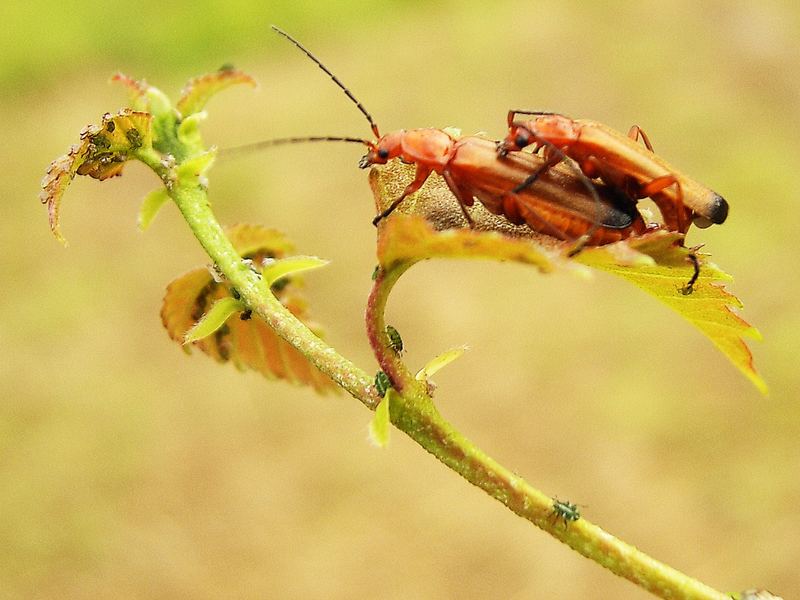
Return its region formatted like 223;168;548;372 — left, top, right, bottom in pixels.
177;111;208;147
138;188;170;231
176;67;257;117
262;256;330;287
416;345;469;382
40;109;154;245
368;389;395;447
183;296;245;343
176;149;216;186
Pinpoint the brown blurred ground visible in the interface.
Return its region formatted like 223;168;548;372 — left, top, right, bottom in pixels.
2;1;799;598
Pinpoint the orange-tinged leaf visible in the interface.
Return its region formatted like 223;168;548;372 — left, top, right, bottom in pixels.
377;214;561;273
40;109;154;244
111;72;172;116
110;72;150;111
228;223;295;258
161;225;336;394
176;66;257;117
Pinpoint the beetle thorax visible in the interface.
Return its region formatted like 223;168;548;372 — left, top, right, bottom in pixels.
531;115;581;146
399;129;456;170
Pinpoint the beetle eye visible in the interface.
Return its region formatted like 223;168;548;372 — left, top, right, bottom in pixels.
378;149;389;159
515;134;528;148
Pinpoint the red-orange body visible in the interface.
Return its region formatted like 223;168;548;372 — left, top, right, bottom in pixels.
364;131;649;244
499;112;729;233
263;27;653;247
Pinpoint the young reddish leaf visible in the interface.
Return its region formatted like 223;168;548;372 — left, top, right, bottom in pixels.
161;225;337;394
40;109;154;244
176;67;257;118
370;160;765;393
110;72;150;111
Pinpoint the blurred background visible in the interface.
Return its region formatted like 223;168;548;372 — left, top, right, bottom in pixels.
3;1;799;598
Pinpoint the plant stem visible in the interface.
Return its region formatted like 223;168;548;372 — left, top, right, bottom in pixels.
146;150;728;600
167;179;379;408
365;256;729;600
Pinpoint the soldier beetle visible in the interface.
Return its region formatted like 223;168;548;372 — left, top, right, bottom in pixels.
222;27;658;251
497;110;729;234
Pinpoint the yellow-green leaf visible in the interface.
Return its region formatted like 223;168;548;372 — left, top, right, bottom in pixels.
262;256;329;287
110;72;174;117
110;72;151;111
416;345;470;382
577;233;767;394
183;297;245;343
176;149;216;186
368;389;395;447
177;111;207;147
138;188;170;231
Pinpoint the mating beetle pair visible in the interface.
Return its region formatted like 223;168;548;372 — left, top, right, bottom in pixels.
234;26;728;284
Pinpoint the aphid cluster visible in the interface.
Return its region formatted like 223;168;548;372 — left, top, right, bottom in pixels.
232;26;729;288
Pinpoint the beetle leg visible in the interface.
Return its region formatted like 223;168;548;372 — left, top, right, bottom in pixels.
681;252;701;295
442;170;475;226
507;108;558;126
510;146;562;194
627;125;655;152
372;164;433;226
639;175;692;233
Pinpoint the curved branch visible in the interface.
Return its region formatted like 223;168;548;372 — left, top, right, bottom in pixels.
363;250;728;600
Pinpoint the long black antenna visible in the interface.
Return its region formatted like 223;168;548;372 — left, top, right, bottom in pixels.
271;25;381;139
220;135;372;157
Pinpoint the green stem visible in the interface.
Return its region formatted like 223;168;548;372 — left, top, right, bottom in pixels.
138;141;727;600
365;257;728;600
167;179;378;408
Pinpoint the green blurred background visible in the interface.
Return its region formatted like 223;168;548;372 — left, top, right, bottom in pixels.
3;1;799;598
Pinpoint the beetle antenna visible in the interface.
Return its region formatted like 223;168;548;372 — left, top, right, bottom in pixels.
271;25;381;140
220;135;373;157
